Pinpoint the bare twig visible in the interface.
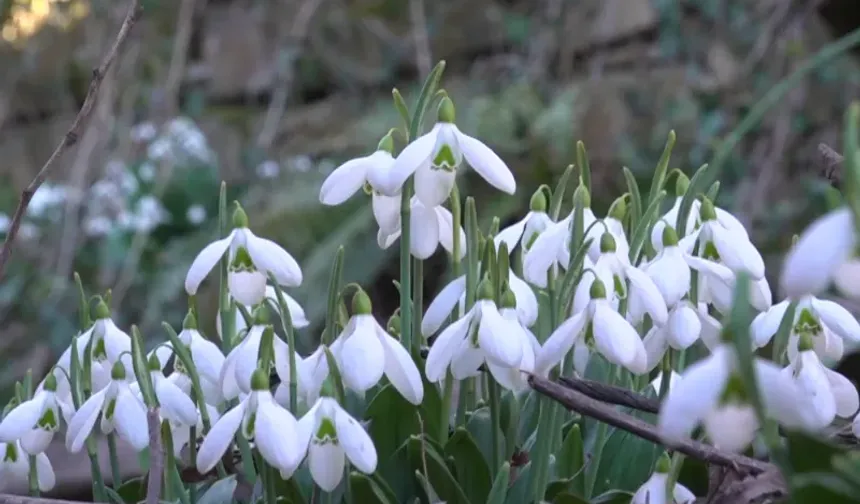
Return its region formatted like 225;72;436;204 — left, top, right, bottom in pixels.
558;376;660;414
0;0;143;282
0;496;101;504
528;374;773;473
163;0;203;118
818;143;844;188
145;408;164;504
408;0;432;78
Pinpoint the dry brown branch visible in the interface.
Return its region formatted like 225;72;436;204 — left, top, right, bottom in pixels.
0;0;143;282
558;375;660;413
145;408;164;504
528;374;774;473
0;496;102;504
818;143;844;188
164;0;203;118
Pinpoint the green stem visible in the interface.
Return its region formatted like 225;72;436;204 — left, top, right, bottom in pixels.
87;450;107;502
440;372;455;440
412;258;424;359
189;425;198;504
658;350;673;400
399;182;414;357
217;183;234;354
237;434;257;483
487;375;502;472
107;433;122;488
27;454;38;497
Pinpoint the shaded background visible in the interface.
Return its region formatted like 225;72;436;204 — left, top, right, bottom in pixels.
2;0;860;497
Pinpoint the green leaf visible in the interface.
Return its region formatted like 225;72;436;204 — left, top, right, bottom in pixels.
576;141;592;196
503;461;532;504
272;472;308;504
486;462;511;504
114;477;146;503
628;190;666;264
467;407;501;466
549;164;576;220
787;430;846;474
554;424;585;495
792;472;858;504
675;163;708;236
407;435;471;504
517;390;541;449
550;492;588;504
621;167;642;234
445;427;493;504
350;471;398;504
197;476;237;504
647;130;675;207
499;390;520;459
589;409;662;494
591;489;635;503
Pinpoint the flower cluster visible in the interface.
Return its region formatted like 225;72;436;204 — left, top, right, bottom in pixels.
2;66;860;503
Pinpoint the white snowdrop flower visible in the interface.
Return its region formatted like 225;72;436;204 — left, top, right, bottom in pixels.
274;346;330;409
89;302;134;390
783;332;859;430
537;277;648;376
574;232;668;327
377;196;466;261
0;441;55;493
187;204;207;225
131;121;158;143
0;374;63;455
650;189;701;254
379;97;516;207
328;290;423;404
185;202;302;306
295;396;377;491
425;281;527;383
650;371;682;395
781;207;857;299
632;453;696;504
197;370;304;478
685;197;764;280
218;285;311;340
133;195;167;232
0;213;9;233
83;215;113;237
685;254;771;314
66;361;148;453
144;355;198;427
138;161;156;182
524;212;598;289
752;296;860;363
494;190;554;254
641;302;702;373
172;404;221;459
658;343;814;453
584;198;629;263
256;160;281;179
645;225;692;308
421;268;538;336
42;329;93;399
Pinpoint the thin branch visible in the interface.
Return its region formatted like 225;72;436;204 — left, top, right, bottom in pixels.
0;496;100;504
145;408;164;504
408;0;432;78
558;376;660;414
528;374;773;473
0;0;143;282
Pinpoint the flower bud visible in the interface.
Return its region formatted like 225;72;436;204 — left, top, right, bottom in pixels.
111;360;126;381
232;201;249;229
655;452;672;474
147;353;161;372
182;310;197;330
675;171;690;197
351;289;373;316
43;373;58;393
477;278;495;301
607;195;627;221
253;303;271;325
377;130;395;154
387;313;401;337
661;225;679;247
589;278;607;300
250;369;269;391
438;96;456;123
530;188;549;213
572;181;591;209
699;197;717;221
500;288;517;309
599;232;617;254
92;298;110;320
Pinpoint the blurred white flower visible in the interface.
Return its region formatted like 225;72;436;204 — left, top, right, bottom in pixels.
257;160;280;179
0;441;55;493
187;204;207;225
131;121;158;143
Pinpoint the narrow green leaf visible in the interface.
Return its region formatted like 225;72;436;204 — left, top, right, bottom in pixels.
392;88;412;134
555;424;585;495
350;472;397;504
628;190;667;264
322;346;347;404
621;167;642;233
324;247;345;345
647;130;675;206
486;462;511;504
549;165;576;220
675;164;709;237
131;326;158;407
409;60;447;139
706;180;720;202
444;428;492;504
576;141;592;195
407;435;471;504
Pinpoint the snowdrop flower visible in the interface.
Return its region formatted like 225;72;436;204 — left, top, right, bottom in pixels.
218;286;311;342
575;232;668;327
425;281;527;383
584;196;629;263
0;441;55;493
658;342;813;453
421;269;538;336
296;396;377;491
537;278;647;376
172;405;221;459
145;355;199;427
781;207;858;298
197;370;304;478
783;332;859;430
66;361;148;453
685;198;764;280
89;301;134;390
752;296;860;363
379;97;516;207
185;202;302;306
377;196;466;260
650;371;682;395
685;255;771;314
328;290;423;404
641;302;702;372
494;189;553;253
645;225;691;308
41;329;94;400
220;308;303;401
632;453;696;504
0;375;64;455
650;173;699;253
168;312;226;405
275;346;330;409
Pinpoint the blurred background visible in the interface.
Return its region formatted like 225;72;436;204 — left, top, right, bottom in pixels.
2;0;860;497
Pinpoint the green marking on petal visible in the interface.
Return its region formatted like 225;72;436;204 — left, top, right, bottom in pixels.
4;443;18;462
433;144;457;169
315;417;338;444
104;398;117;421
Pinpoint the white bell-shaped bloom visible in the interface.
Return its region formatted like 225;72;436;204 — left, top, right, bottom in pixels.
642;302;702;373
685;255;771;314
220;318;303;401
584;203;629;263
167;315;227;405
66;362;148;453
377;196;466;260
296;396;377;492
379;99;516;207
197;371;304;477
185;203;302;302
328;290;423;404
0;375;64;455
421;268;538;336
632;454;696;504
781;207;856;299
172;404;221;459
537;277;647;376
650;371;683;395
523;208;598;288
43;328;93;399
274;346;331;410
425;282;527;383
319;143;395;207
0;441;55;493
696;302;724;352
645;224;692;308
495;191;554;254
146;357;198;427
651;196;700;253
752;297;860;363
89;302;134;390
658;343;814;453
684;198;764;280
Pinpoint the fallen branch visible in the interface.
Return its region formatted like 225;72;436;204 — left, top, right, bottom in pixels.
0;0;143;282
0;496;101;504
528;374;773;473
145;409;163;504
558;376;660;414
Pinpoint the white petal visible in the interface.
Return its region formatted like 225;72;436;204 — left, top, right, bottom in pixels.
409;202;440;259
21;429;53;455
228;270;267;307
155;376;198;426
197;402;245;474
113;388;149;451
456;127;516;194
319;155;371;205
592;302;642;369
710;225;765;279
703;405;758;453
813;298;860;343
232;328;264;395
781;207;855;298
477;302;523;368
35;453;55;491
422;275;467;336
185;232;234;295
415;165;456;208
751;300;790;348
646;247;690;307
255;399;303;472
383;126;439;195
658;348;730;444
535;312;586;376
643;326;669;373
425;312;472;382
309;438;345;492
378;328;424;405
626;266;668;326
0;393;47;442
435;206;467;260
834;260;860;300
824;368;860;418
632;473;667;504
245;231;303;287
450;340;485;380
494;213;530;253
756;359;817;429
715;207;750;241
275;291;311;328
339;317;386;393
523;220;568;288
673;483;697;504
791;352;836;429
573;342;590;376
667;304;701;350
508;270;538;327
335;404;377;473
372;193;401;235
377;226;401;250
364;150;396;191
190;335;227;386
65;389;107;453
